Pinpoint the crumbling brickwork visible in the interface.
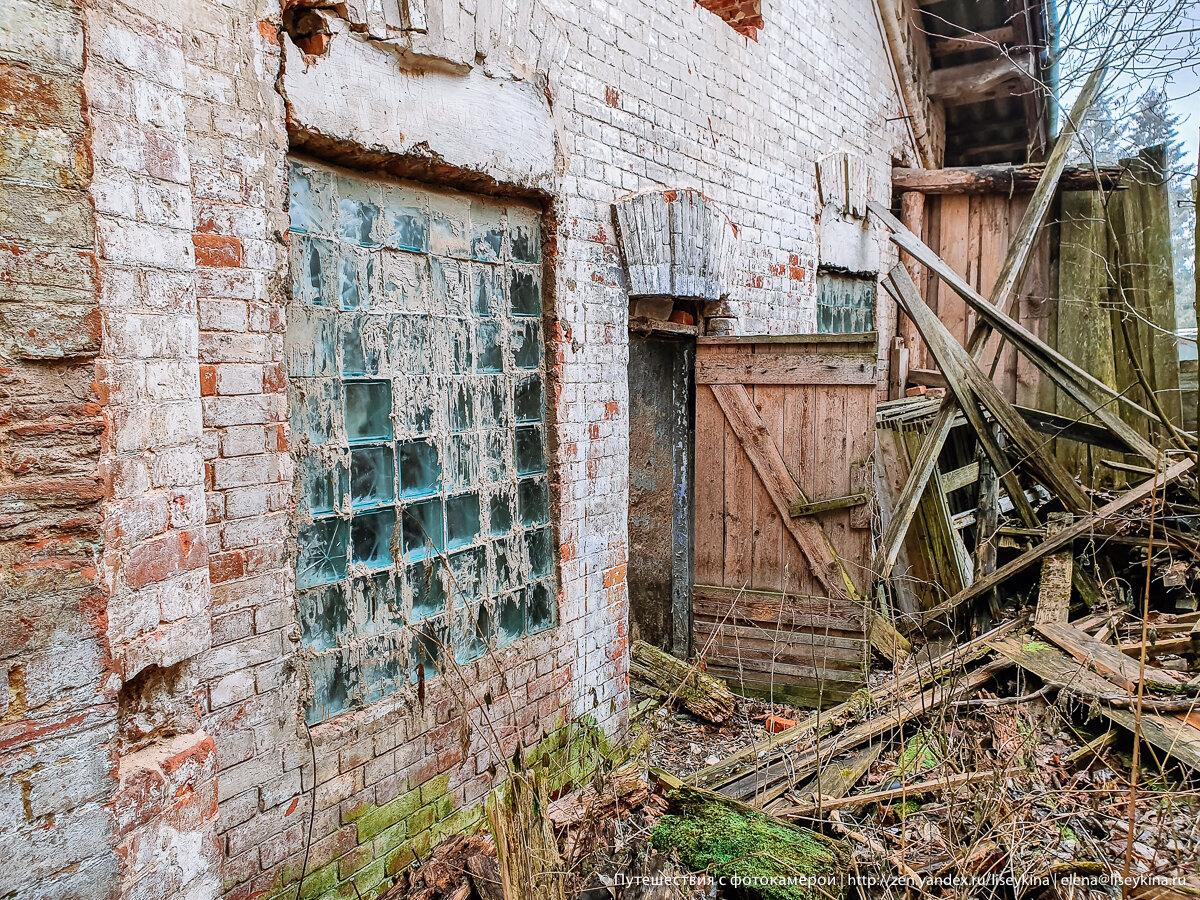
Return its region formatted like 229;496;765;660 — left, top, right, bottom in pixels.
0;0;919;898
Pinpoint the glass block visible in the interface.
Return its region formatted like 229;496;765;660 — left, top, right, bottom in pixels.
339;254;361;309
286;307;338;377
445;493;480;549
405;377;439;436
297;584;348;651
447;546;485;604
482;430;509;483
341;322;366;376
479;380;507;429
492;534;520;591
525;579;555;633
449;321;473;374
515;425;545;475
510;222;540;263
489;491;513;536
348;571;395;634
338;197;380;246
448;381;474;433
511;320;542;370
496;593;524;646
298;453;347;517
402;497;444;559
288;163;331;235
518;478;549;527
430;200;470;257
509;268;540;316
453;604;488;664
291;378;342;447
525;527;553;579
514;374;543;423
408;559;446;621
297;236;334;306
410;618;446;683
471;223;503;262
399;440;440;497
386;206;428;252
359;633;404;705
476;321;502;373
344;380;393;444
350;445;396;508
472;266;499;316
399;315;435;375
351;508;396;570
297;517;349;589
430;258;468;314
306;649;354;725
379;250;428;311
446;433;479;491
342;314;388;377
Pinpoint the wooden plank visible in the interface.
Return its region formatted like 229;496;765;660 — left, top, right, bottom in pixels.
693;385;725;586
751;385;786;594
696;353;875;385
693;583;866;627
914;458;1195;627
938;193;972;348
711;384;860;601
781;768;1012;818
892;164;1125;195
941;461;980;493
697;333;876;346
788;744;883;814
788;492;868;517
782;386;815;596
723;404;753;589
928;54;1035;106
929;25;1013;57
1034;622;1188;695
1034;512;1074;626
991;635;1200;772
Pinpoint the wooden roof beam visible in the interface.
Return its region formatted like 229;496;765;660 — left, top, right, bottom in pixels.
930;26;1014;57
929;54;1036;107
892;163;1125;194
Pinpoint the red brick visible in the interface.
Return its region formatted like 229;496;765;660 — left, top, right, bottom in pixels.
123;527;207;589
193;233;243;267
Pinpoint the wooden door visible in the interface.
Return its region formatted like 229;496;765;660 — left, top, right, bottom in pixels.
693;335;876;705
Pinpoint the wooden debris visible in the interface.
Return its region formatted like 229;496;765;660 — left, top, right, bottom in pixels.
780;768;1012;819
787;743;882;813
912;458;1195;628
630;640;737;724
1034;512;1074;626
1035;621;1189;695
485;769;566;900
989;635;1200;772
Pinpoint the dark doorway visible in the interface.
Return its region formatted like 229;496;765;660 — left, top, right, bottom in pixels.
627;335;694;658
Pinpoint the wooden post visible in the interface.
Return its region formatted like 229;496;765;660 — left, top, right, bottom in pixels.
973;436;999;620
1193;141;1199;443
898;191;925;367
887;336;909;400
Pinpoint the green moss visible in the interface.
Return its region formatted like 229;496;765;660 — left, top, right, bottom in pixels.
896;730;942;779
1022;641;1052;653
651;788;850;900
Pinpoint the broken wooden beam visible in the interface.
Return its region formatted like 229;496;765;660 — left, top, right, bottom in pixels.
629;640;737;724
928;54;1036;106
1035;621;1189;695
928;25;1014;57
892;163;1125;195
1034;513;1074;626
779;768;1013;819
912;457;1195;628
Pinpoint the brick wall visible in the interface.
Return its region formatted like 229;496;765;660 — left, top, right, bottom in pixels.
0;0;925;898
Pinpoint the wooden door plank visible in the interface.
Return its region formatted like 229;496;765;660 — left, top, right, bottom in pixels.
723;411;754;590
710;383;860;602
694;384;725;587
751;386;786;593
782;387;815;596
939;193;972;348
696;353;876;385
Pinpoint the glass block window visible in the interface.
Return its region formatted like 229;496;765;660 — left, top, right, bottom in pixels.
816;271;876;334
287;160;556;725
